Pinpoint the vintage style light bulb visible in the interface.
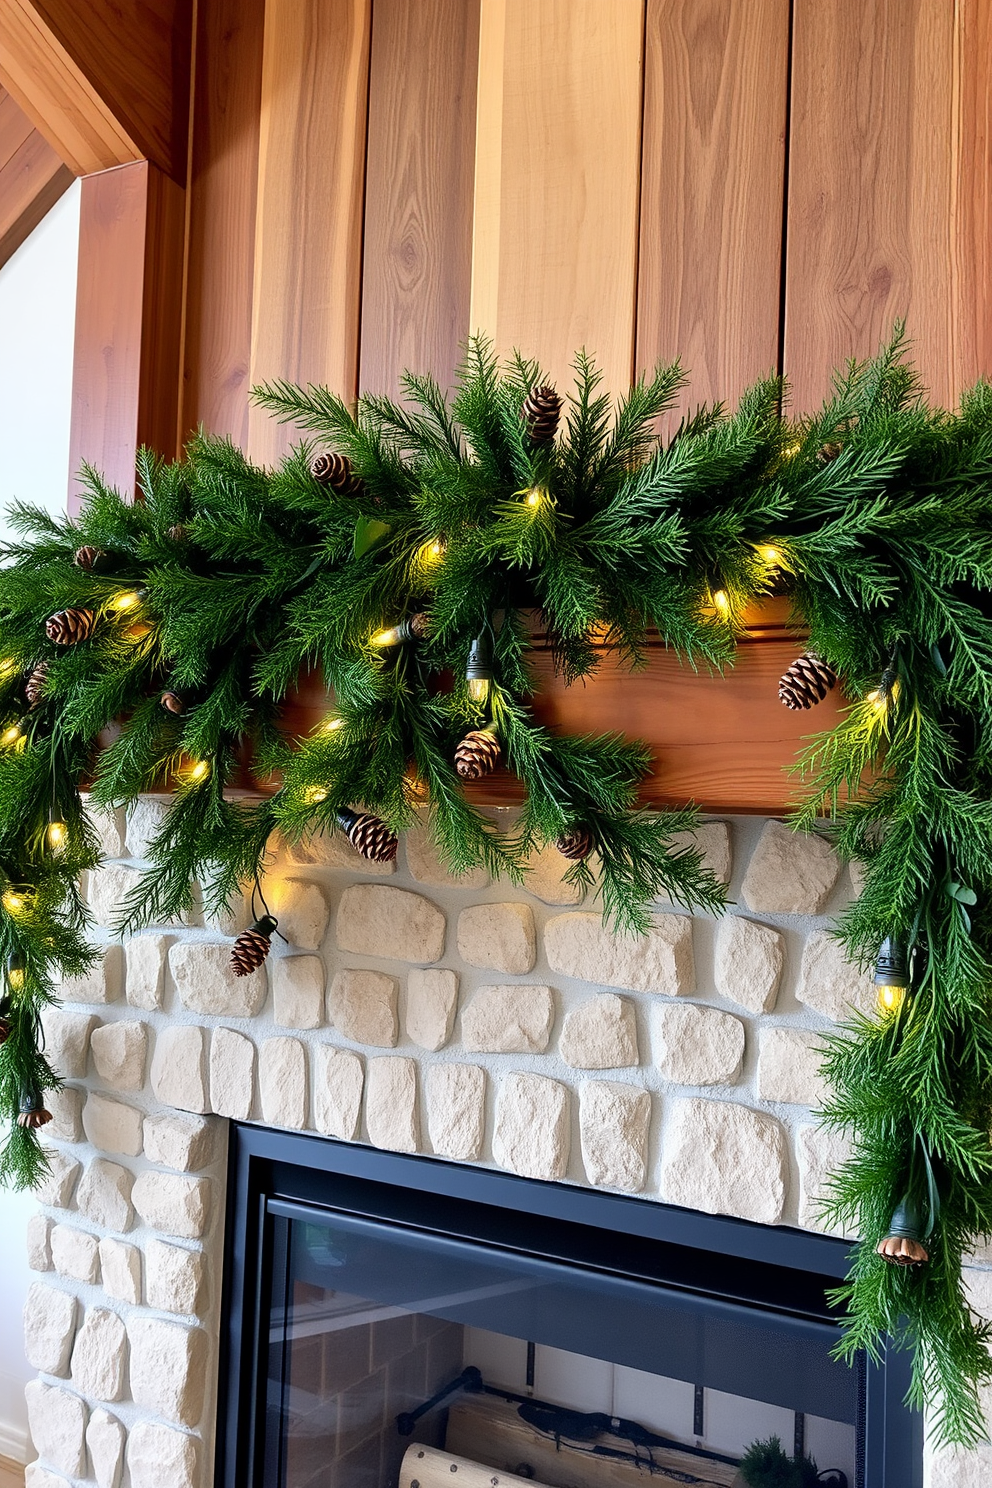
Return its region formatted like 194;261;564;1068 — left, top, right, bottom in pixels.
416;538;445;567
0;717;25;748
2;887;28;917
319;716;344;735
465;633;492;703
0;659;17;681
186;759;211;784
304;786;329;804
875;934;910;1014
758;545;783;567
370;613;429;648
712;589;731;618
5;954;25;993
525;488;545;509
46;816;67;853
109;589;144;615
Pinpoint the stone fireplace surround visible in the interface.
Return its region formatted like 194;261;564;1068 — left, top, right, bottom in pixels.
17;805;992;1488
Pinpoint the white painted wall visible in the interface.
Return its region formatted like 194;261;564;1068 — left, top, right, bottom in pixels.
0;179;81;1461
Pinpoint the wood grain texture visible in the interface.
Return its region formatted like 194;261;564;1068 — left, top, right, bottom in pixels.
951;0;992;393
0;89;72;269
180;0;265;446
784;0;957;409
247;0;371;467
636;0;790;416
470;0;644;398
359;0;480;398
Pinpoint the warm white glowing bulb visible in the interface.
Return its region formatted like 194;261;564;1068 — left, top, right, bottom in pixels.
712;589;731;618
187;759;210;783
320;717;344;735
7;965;24;992
467;677;491;703
371;625;401;648
758;545;782;566
525;489;544;509
2;890;26;916
877;984;907;1014
46;820;67;852
110;590;142;614
0;722;22;747
0;659;17;681
305;787;329;805
417;539;445;566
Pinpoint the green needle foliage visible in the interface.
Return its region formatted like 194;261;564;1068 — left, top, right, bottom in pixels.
0;331;991;1443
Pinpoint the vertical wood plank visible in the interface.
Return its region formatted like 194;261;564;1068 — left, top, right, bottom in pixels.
952;0;992;394
247;0;371;467
359;0;480;399
636;0;790;413
470;0;644;399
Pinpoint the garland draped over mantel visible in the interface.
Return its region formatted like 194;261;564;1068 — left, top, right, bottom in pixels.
0;331;991;1442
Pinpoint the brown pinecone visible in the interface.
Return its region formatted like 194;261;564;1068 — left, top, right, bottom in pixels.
337;808;399;863
521;385;562;445
454;728;502;780
818;441;843;463
73;544;105;570
24;664;48;709
231;916;277;977
167;524;188;543
778;652;838;710
160;691;185;715
46;608;96;646
312;451;364;496
17;1090;52;1129
557;826;593;861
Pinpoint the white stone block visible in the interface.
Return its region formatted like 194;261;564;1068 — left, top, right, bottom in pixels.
50;1223;99;1284
82;1093;144;1157
83;797;125;858
545;911;695;995
797;930;875;1021
654;1002;745;1085
461;984;554;1054
143;1112;214;1173
169;941;266;1017
46;1087;83;1143
757;1028;827;1106
24;1381;86;1477
150;1025;209;1114
740;820;841;915
126;796;171;859
145;1240;205;1316
86;1409;125;1488
127;1315;207;1426
668;821;732;886
98;1238;141;1305
131;1172;209;1240
71;1307;127;1401
493;1073;570;1181
270;877;331;951
39;1008;95;1080
76;1160;134;1232
365;1057;418;1153
23;1282;77;1375
259;1037;308;1129
312;1046;363;1140
560;994;639;1069
406;968;459;1050
426;1064;486;1160
336;883;445;963
457;902;536;974
26;1213;52;1271
277;826;395;875
90;1019;148;1091
405;818;489;888
86;866;142;929
209;1027;255;1120
713;915;784;1014
327;968;398;1046
125;935;171;1010
24;1462;69;1488
127;1420;199;1488
200;878;252;936
58;945;123;1004
796;1124;855;1237
35;1148;81;1209
659;1098;788;1224
271;954;324;1028
579;1081;650;1191
523;841;584;906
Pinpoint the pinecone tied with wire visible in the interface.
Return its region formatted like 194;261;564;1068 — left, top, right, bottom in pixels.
17;1088;52;1129
454;728;502;780
522;386;562;445
557;826;593;861
73;544;106;571
231;915;278;977
24;664;48;709
336;807;398;863
778;652;838;710
312;451;364;497
46;608;96;647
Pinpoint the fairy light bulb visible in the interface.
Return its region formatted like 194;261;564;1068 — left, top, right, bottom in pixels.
109;589;143;615
0;718;24;748
2;888;27;916
416;538;445;567
525;488;545;509
187;759;211;783
0;659;17;681
46;818;67;852
6;954;25;993
877;984;907;1015
319;716;344;735
465;633;492;702
305;786;329;805
758;545;782;567
712;589;731;618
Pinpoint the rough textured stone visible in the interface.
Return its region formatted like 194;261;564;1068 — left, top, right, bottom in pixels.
797;930;875;1021
58;945;123;1004
492;1073;570;1181
406;968;459;1050
150;1025;209;1114
713;915;784;1014
125;935;171;1010
90;1019;148;1091
740;820;841;914
426;1064;486;1160
457;902;536;974
209;1027;255;1120
796;1123;855;1237
654;1002;745;1085
849;859;868;898
126;796;170;858
23;1283;77;1375
131;1172;209;1240
545;911;695;996
462;984;554;1054
926;1443;992;1488
86;866;142;929
405;818;489;888
270;877;331;950
146;1239;205;1317
86;1409;125;1488
82;1092;144;1156
39;1008;95;1080
169;941;266;1017
35;1148;81;1209
336;883;445;963
128;1315;207;1426
199;877;251;936
659;1098;788;1224
578;1081;650;1191
327;968;398;1046
365;1057;418;1153
98;1238;141;1305
560;994;639;1069
24;1381;86;1477
271;954;325;1028
668;820;732;886
757;1028;827;1106
50;1223;99;1284
143;1112;214;1173
312;1046;364;1140
46;1087;83;1143
83;797;125;858
71;1307;127;1400
26;1213;52;1271
259;1037;308;1128
278;826;395;875
127;1421;199;1488
75;1160;134;1232
24;1463;69;1488
523;842;583;906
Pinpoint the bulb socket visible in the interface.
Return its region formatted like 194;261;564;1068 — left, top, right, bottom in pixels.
874;934;910;989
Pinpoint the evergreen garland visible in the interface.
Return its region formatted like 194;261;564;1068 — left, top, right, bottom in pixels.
1;331;992;1443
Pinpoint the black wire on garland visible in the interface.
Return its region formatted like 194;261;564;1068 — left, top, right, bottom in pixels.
0;330;991;1442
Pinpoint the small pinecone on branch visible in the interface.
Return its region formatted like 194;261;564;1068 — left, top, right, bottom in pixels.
778;652;837;710
454;728;502;781
231;915;278;977
24;664;48;709
160;691;186;715
557;826;593;861
818;441;843;464
522;385;562;445
167;524;188;544
46;608;96;646
17;1089;52;1129
73;544;106;571
312;451;364;497
337;808;399;863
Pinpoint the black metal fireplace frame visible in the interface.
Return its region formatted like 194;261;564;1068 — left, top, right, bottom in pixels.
217;1122;924;1488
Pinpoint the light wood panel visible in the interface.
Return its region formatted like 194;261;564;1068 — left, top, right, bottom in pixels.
951;0;992;394
0;86;73;269
247;0;372;467
470;0;645;399
359;0;480;398
636;0;790;415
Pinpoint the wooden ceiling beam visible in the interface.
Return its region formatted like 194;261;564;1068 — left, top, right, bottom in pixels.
0;85;72;271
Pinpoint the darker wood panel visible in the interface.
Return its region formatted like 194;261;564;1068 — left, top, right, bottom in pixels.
138;163;186;459
0;126;72;269
954;0;992;390
636;0;790;416
359;0;480;397
181;0;265;446
0;87;35;167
